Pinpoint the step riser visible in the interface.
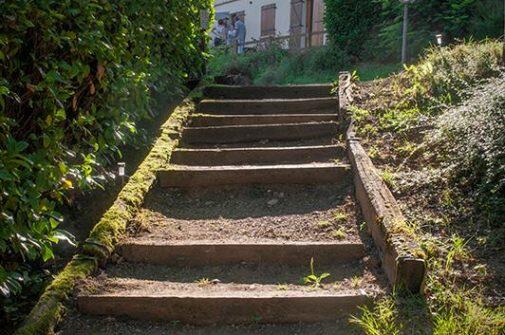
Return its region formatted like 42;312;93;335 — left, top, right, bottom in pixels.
119;243;365;266
182;123;338;145
158;165;350;187
78;295;370;324
198;99;337;115
170;146;344;166
190;114;338;127
204;85;333;100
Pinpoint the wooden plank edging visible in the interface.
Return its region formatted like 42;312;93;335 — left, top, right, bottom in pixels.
339;72;426;293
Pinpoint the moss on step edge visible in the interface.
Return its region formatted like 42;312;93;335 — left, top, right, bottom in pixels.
14;95;196;335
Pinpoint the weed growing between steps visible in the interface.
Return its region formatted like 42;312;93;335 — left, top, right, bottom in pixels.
348;40;505;334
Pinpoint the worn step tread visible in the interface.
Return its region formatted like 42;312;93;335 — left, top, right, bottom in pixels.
203;84;333;100
189;114;338;127
170;145;345;166
132;183;360;244
58;315;358;335
158;163;351;187
77;278;374;324
198;97;337;115
119;241;365;266
181;122;339;145
95;262;382;287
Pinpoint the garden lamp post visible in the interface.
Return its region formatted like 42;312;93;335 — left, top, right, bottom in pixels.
435;34;443;47
117;162;126;185
400;0;415;64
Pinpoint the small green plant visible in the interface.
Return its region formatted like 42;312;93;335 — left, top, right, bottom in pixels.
380;169;396;189
350;276;363;289
332;228;347;240
303;258;330;288
195;278;211;287
368;145;380;159
332;210;348;222
445;235;470;272
317;220;333;228
277;283;289;291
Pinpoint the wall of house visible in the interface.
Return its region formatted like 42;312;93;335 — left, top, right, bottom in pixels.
214;0;296;43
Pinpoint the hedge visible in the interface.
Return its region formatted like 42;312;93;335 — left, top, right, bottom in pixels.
0;0;212;310
14;96;195;335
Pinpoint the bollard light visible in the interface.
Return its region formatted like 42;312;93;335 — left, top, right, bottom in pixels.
117;162;126;177
435;34;443;46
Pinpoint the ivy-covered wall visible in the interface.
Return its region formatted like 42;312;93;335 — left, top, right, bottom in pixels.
0;0;212;306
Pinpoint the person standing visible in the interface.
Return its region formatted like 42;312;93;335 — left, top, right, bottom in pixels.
235;14;246;54
225;17;234;47
212;19;225;47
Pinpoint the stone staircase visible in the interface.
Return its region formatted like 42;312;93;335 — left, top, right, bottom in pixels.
66;84;386;334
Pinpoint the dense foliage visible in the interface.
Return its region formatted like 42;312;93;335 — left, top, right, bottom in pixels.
324;0;380;59
324;0;504;62
0;0;212;312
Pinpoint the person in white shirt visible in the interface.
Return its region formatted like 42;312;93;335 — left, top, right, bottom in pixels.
212;19;225;47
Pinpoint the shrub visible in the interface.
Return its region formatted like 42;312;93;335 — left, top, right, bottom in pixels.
324;0;380;59
0;0;212;304
429;76;505;225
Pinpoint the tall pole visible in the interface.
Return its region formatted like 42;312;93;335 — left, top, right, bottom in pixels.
401;2;409;64
502;0;505;65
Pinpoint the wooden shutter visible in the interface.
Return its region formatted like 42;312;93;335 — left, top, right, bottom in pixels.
261;4;276;37
290;0;304;48
311;0;325;46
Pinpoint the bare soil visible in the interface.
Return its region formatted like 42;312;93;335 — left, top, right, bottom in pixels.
78;260;385;296
57;315;361;335
128;183;361;244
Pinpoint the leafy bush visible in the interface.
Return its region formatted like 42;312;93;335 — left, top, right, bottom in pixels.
429;76;505;224
324;0;380;59
404;40;503;112
0;0;212;303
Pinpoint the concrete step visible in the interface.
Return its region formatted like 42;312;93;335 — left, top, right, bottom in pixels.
189;114;338;127
181;122;338;145
158;163;351;187
78;280;371;324
198;98;337;115
203;84;333;100
118;242;365;266
170;145;345;166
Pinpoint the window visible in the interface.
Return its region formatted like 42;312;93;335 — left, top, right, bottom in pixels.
261;4;276;37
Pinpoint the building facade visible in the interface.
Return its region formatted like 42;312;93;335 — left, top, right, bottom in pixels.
213;0;326;48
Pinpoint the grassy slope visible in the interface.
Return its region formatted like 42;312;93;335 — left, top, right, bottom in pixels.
349;41;505;334
207;46;400;85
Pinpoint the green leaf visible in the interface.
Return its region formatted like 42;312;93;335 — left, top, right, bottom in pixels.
41;244;54;262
